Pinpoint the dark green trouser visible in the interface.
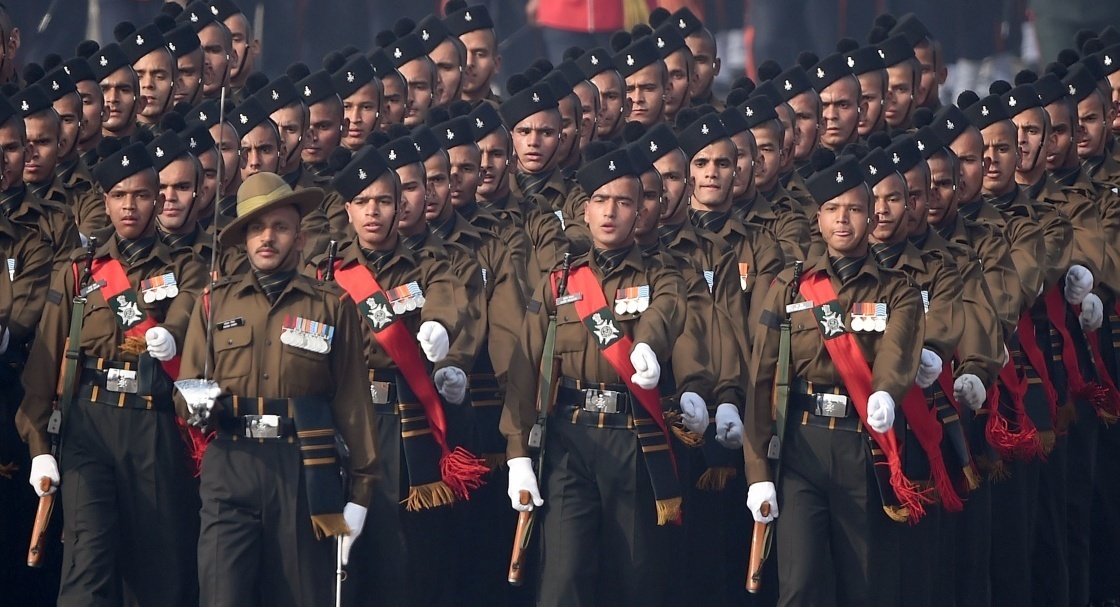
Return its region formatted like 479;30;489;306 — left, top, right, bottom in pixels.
954;477;992;606
1091;423;1120;601
60;399;198;607
990;458;1040;607
1033;436;1069;607
1066;397;1099;607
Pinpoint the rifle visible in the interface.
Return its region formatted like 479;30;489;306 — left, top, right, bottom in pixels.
508;253;570;586
323;240;338;282
747;260;802;593
29;236;97;567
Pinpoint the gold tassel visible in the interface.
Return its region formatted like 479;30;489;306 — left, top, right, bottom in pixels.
402;481;456;512
622;0;650;30
664;410;705;447
964;466;981;491
483;453;507;472
986;459;1009;482
1039;430;1056;454
309;513;350;540
696;466;736;491
1057;403;1077;431
655;496;683;526
882;505;910;523
1099;410;1119;425
119;335;147;355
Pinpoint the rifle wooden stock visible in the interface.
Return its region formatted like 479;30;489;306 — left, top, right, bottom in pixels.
746;502;771;593
27;478;55;567
508;491;532;586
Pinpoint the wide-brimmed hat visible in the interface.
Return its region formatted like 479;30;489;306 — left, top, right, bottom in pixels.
219;172;323;246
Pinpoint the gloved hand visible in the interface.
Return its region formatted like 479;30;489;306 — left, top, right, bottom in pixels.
714;403;744;449
866;391;896;434
678;392;709;434
434;366;468;404
145;326;176;361
629;342;660;390
953;374;985;411
29;454;59;496
1080;293;1104;332
746;481;779;523
0;327;8;355
417;321;449;363
916;348;943;388
339;502;367;566
1065;264;1094;305
507;457;544;511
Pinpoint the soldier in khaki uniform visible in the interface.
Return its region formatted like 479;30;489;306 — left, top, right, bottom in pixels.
17;141;205;607
443;2;503;107
746;151;925;607
146;122;216;264
809;53;863;154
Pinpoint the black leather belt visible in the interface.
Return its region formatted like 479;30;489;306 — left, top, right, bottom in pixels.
557;377;633;415
217;415;297;439
790;379;863;432
77;359;166;410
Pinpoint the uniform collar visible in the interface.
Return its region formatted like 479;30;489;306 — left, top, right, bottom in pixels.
109;233;168;267
234;265;317;298
429;211;458;241
590;244;642;277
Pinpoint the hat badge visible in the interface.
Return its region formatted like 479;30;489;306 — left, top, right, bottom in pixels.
20;100;28;111
745;106;754;117
657;38;665;49
239;113;248;124
99;55;108;67
868;164;877;176
892;152;900;164
590;55;599;65
917;140;925;151
532;92;540;103
626;55;635;66
271;89;279;100
475;117;484;128
304;85;312;97
63;66;71;74
394;47;402;59
358;168;367;180
835;171;843;183
169;42;176;52
421;30;430;41
121;155;130;167
816;67;825;79
135;35;144;46
446;128;455;140
464;11;472;21
413;142;421;151
155;147;165;158
190;12;198;22
198;111;208;121
189;137;197;148
1008;96;1017;107
608;160;616;171
678;18;686;29
946;119;955;130
388;149;397;161
51;80;59;90
878;49;885;59
847;56;855;68
981;106;989;116
649;141;658;152
347;71;355;83
1106;55;1113;67
1069;84;1076;95
701;123;709;135
210;5;219;15
784;80;792;91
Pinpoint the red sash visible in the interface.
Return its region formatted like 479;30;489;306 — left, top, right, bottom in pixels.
799;271;928;520
991;358;1042;459
1016;310;1060;428
333;260;486;499
88;258;181;378
901;379;963;511
1076;304;1120;421
1044;288;1089;397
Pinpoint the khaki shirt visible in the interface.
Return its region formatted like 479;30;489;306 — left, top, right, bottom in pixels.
935;212;1021;341
734;186;812;262
966;198;1047;308
1039;172;1112;291
879;240;965;362
4;186;82;273
481;192;570;298
0;214;53;348
405;228;484;372
58;157;110;237
646;244;717;401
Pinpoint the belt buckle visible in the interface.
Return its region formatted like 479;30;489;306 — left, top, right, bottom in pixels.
584;389;619;414
245;414;281;439
370;381;391;405
105;368;138;393
815;393;850;418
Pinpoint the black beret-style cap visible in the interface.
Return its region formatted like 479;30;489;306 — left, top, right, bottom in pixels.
556;60;586;89
1063;64;1098;103
12;85;53;118
469;101;503;139
1001;84;1041;118
614;36;661;79
576;47;615;81
0;94;17;126
332;55;378;99
885;135;923;174
1100;45;1120;75
809;53;854;93
64;57;96;84
388;34;427;69
652;23;688;59
181;121;217;154
877;34;915;68
254;75;301;115
186;99;221;127
148;130;191;172
416;14;452;54
499;82;558;129
542;70;574;101
577;147;638;194
775;66;813;101
411;124;443;161
677;114;729;159
806;154;863;203
750;81;784;107
632;123;679;165
91;43;132;82
41;68;77;102
121;24;168;64
368;48;398;80
670;7;703;37
231;97;272;138
845;45;886;76
965;94;1011;131
297;70;338;107
436;116;476;150
379;135;422;170
177;1;220;32
332;145;393;200
913;125;943;160
627;142;655;176
165;24;201;59
1033;73;1067;106
92;142;154;191
861;147;899;188
1081;54;1108;83
889;13;933;47
718;106;749;136
208;0;243;20
930;104;970;146
444;4;494;37
741;96;780;129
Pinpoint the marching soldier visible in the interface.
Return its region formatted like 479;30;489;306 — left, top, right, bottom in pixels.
877;34;920;132
146;121;215;263
614;34;666;129
415;14;464;109
66;45;108;164
291;65;346;178
841;39;890;141
370;46;407;131
331;53;381;153
162;17;205;108
175;1;233;102
114;22;177;128
443;1;502;106
809;53;863;153
210;0;258;96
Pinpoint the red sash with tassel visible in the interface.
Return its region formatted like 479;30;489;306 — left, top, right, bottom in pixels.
901;380;964;511
934;367;981;491
991;359;1042;460
799;271;929;522
1076;303;1120;422
1017;310;1061;431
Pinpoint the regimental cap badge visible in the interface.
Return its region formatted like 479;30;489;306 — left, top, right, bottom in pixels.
475;117;484;128
590;55;599;65
155;147;164;158
701;123;709;135
388;149;397;160
946;119;955;130
626;54;635;66
271;89;279;100
421;29;430;41
745;106;754;117
210;5;219;15
168;42;176;52
657;37;665;49
303;85;312;97
532;92;540;103
868;164;878;175
446;128;455;140
1069;84;1077;95
20;100;27;111
649;141;658;152
358;168;367;180
1008;96;1017;107
464;11;472;21
816;67;825;79
678;18;687;29
878;49;885;59
189;137;197;149
239;113;248;124
847;56;855;68
608;160;616;171
51;80;60;91
917;140;925;151
892;152;900;164
135;35;144;45
394;47;402;59
121;155;130;167
784;79;792;91
413;142;420;151
190;12;198;22
347;71;355;83
1106;54;1114;67
99;55;108;67
835;171;843;183
198;111;208;121
981;105;989;116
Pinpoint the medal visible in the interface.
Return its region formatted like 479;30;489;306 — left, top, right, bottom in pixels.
873;303;888;332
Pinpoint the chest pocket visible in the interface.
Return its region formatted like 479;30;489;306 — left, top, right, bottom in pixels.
80;299;117;346
553;307;588;354
214;325;253;379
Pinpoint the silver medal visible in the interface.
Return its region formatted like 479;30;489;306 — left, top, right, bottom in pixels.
614;300;627;315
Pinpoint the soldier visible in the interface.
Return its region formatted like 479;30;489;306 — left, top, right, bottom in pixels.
178;171;378;607
69;44;107;164
562;51;602;155
538;65;584;179
810;53;863;153
1072;60;1120;185
443;1;503;106
500;78;572;223
330;53;381;152
92;43;145;140
414;14;465;109
176;1;233;102
614;34;667;129
291;65;346;177
746;151;925;606
773;63;821;171
889;13;947;112
382;27;436;129
232;96;281;183
250;73;307;185
576;47;629;144
503;141;687;606
188;98;243;224
370;47;407;130
162;19;205;107
115;23;176;128
839;39;889;141
876;34;920;132
210;0;259;95
655;8;721;111
648;19;695;126
17;140;205;607
147;123;215;263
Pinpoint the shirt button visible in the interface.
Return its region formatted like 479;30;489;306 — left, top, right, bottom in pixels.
227;339;233;345
265;340;272;346
263;373;270;380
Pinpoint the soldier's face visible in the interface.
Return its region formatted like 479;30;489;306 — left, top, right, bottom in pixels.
174;49;204;105
1012;108;1047;176
158;157;198;232
625;63;667;127
198;23;231;96
685;32;719;100
819;77;861;150
1044;101;1078;169
557;94;581;167
225;14;254;81
663;48;694;121
240;124;280;181
210;122;240;193
949;127;984;202
884;63;916;129
379;74;408;129
981;122;1019;197
476;129;511;199
423;152;451;222
574;81;599;151
460;29;500;98
347;174;399;249
857;71;885;137
512;111;562;174
636;170;664;238
818;186;872;256
1076;92;1113;159
271;103;306;173
134;49;176;121
303;99;345;165
903;165;930;235
729;130;756;199
870;173;908;243
914;42;945;108
23;113;61;185
101;68;142;134
395;163;429;234
53;92;82;160
106;170;160;240
653;148;690;221
400;59;435;127
197;148;219;213
430;39;464;107
343;83;380;150
751;123;781;194
245;205;305;272
776;103;797;173
0;119;27;188
585;176;641;250
926;154;957;226
688;139;736;209
76;80;104;145
449;144;482;208
789;90;820;161
591;71;627;139
1109;71;1120;133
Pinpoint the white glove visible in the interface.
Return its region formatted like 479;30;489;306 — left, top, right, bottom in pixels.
145;326;176;361
433;366;468;404
1065;264;1094;305
629;342;661;390
714;403;744;449
866;391;896;434
678;392;709;434
0;327;8;355
340;502;367;566
29;454;59;496
507;457;544;511
746;481;779;523
916;348;943;389
417;321;449;363
1080;293;1104;332
953;374;986;411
